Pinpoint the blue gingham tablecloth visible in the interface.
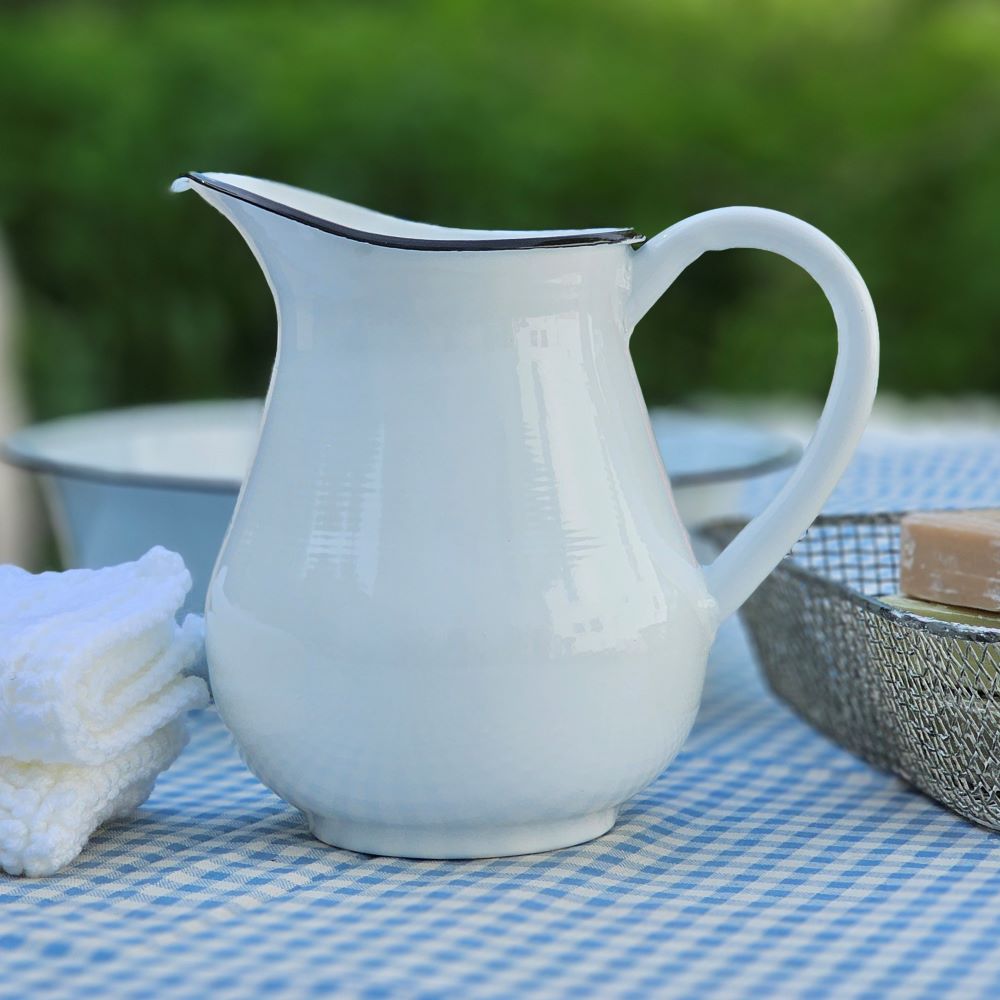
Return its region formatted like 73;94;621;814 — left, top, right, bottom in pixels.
4;430;1000;999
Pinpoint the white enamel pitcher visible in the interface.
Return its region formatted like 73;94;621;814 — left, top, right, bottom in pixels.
174;172;878;858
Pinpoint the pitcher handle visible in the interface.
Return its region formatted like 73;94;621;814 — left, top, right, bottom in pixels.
627;207;879;620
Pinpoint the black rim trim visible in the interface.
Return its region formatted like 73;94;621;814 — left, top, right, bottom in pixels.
183;172;644;251
2;438;799;496
667;439;800;486
1;443;243;496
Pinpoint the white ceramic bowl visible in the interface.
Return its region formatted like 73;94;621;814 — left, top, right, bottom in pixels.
2;400;798;616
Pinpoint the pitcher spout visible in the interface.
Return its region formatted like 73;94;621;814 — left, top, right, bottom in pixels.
171;170;647;361
171;171;643;252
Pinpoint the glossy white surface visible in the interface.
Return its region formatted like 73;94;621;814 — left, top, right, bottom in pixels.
5;400;260;487
1;402;795;621
5;400;795;494
2;401;262;624
628;209;879;616
177;176;877;858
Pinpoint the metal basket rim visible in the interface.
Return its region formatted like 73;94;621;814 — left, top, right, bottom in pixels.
700;511;1000;645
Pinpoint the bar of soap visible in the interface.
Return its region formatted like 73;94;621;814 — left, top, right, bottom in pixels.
880;593;1000;630
879;593;1000;696
900;510;1000;612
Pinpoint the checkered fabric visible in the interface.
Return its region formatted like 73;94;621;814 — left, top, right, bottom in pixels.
4;431;1000;999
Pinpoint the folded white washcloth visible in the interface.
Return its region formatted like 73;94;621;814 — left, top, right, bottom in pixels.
0;718;189;877
0;547;209;765
0;546;210;875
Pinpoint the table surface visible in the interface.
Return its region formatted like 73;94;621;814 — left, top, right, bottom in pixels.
4;428;1000;1000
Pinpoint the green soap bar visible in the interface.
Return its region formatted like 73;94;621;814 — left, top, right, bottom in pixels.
879;594;1000;697
880;593;1000;630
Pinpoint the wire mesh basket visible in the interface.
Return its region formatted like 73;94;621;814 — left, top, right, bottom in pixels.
701;513;1000;831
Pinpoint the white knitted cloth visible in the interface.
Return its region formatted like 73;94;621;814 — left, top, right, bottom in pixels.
0;719;189;877
0;547;209;876
0;547;208;765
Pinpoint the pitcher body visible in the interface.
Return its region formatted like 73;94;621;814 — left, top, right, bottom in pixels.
178;173;878;857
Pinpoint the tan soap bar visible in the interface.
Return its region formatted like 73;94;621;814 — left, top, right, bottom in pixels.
900;510;1000;612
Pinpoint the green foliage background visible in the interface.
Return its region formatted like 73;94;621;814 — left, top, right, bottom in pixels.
1;0;999;419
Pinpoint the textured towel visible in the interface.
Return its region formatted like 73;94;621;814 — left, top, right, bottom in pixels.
0;719;189;877
0;546;209;875
0;548;208;765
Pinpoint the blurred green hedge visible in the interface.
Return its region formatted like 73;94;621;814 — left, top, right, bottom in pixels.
1;0;999;419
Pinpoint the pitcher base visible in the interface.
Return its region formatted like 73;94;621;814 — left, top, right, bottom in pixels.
305;808;619;859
